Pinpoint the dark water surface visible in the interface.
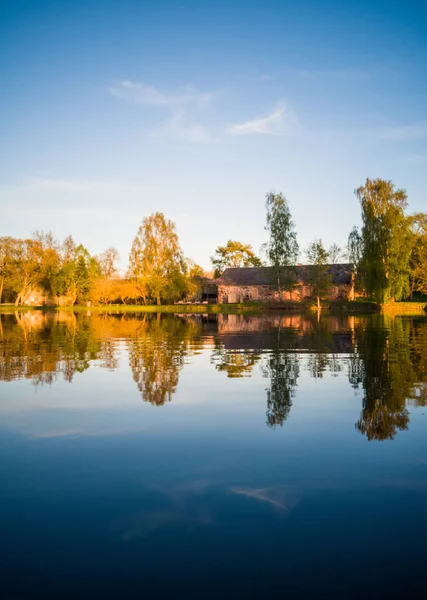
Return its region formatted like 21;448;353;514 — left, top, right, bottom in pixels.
1;310;427;598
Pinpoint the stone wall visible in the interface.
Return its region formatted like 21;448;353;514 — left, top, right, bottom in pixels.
218;283;354;304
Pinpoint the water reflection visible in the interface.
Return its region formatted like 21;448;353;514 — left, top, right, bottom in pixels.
1;310;427;440
128;315;202;406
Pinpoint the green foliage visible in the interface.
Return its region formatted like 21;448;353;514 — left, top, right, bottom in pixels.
410;213;427;296
306;238;332;308
211;240;262;278
347;226;363;292
56;243;100;304
356;178;413;303
265;191;299;292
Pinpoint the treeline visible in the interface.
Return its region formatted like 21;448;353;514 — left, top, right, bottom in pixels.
0;216;204;306
1;177;427;305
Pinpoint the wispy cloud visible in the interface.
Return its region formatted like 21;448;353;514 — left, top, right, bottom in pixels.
151;109;214;144
226;104;298;136
109;80;215;143
381;122;427;140
109;80;215;110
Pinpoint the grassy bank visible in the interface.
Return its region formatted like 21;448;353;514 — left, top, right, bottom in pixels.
381;302;427;315
0;303;263;315
1;301;426;316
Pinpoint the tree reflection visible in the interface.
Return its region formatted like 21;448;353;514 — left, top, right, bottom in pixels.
351;316;417;441
1;310;427;440
262;350;299;428
260;324;300;428
127;314;201;405
0;311;121;384
211;344;260;378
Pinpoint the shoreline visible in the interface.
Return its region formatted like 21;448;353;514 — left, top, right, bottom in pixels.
1;301;426;316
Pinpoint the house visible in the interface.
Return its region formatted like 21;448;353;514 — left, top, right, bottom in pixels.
214;264;355;304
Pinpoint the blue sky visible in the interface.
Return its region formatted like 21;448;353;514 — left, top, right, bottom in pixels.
1;0;426;270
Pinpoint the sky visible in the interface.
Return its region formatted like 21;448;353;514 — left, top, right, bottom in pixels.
1;0;426;271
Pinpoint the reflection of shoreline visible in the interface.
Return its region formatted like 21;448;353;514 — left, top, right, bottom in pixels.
1;311;427;441
217;313;355;353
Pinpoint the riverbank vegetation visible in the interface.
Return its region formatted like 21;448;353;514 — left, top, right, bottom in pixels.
1;177;426;308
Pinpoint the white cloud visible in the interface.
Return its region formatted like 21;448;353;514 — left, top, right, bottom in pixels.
226;104;298;136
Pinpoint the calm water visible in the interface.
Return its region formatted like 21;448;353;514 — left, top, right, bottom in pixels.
1;310;427;598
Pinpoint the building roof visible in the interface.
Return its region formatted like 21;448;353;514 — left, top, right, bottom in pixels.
216;264;353;286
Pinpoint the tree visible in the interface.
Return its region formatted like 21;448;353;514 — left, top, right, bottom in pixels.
184;259;205;301
91;278;117;305
98;247;120;278
306;238;332;309
265;191;299;293
57;243;100;305
114;279;140;305
328;243;342;264
129;212;186;305
14;238;46;305
0;237;20;303
356;178;413;303
346;226;363;293
410;213;427;296
210;240;262;278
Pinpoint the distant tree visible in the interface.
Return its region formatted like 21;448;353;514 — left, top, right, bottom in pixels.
265;191;299;293
347;226;363;266
14;239;46;305
210;240;262;278
328;243;342;264
184;259;205;301
34;231;61;296
98;247;120;279
306;238;332;309
115;279;140;305
356;178;413;303
91;278;117;305
346;226;363;293
129;212;186;305
62;235;76;263
57;244;100;305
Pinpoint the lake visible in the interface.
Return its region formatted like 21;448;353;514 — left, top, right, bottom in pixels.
1;310;427;598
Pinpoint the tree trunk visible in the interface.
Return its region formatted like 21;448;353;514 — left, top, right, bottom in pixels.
317;295;321;310
0;275;4;304
156;296;161;306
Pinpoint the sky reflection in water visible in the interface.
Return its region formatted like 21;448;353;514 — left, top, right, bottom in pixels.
1;311;427;598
